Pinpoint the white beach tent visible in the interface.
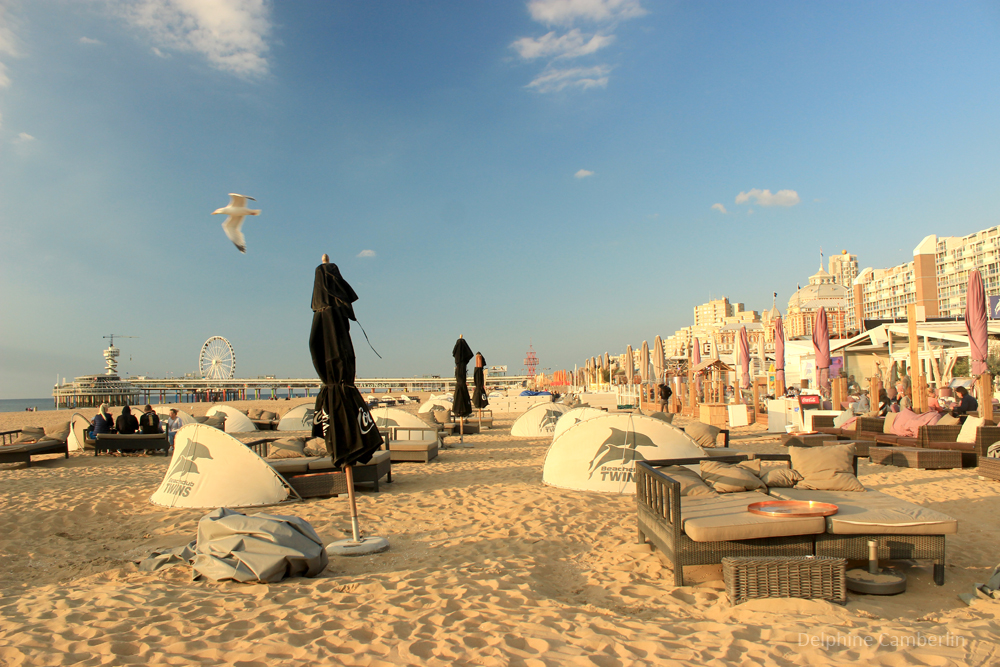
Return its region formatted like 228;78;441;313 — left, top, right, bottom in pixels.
277;403;315;431
206;405;258;433
152;407;198;427
552;406;607;440
371;406;427;429
543;413;705;494
150;424;293;509
67;412;92;452
510;403;573;437
418;397;453;414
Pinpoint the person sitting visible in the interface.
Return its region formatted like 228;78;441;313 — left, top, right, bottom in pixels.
139;404;161;434
926;387;941;411
115;405;139;434
951;386;979;418
167;409;183;450
876;389;891;417
853;391;870;415
92;403;116;435
899;387;913;411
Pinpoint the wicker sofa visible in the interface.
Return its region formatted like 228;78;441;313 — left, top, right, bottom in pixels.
636;453;957;587
244;438;393;494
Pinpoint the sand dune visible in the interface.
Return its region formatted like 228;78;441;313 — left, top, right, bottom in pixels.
1;407;999;665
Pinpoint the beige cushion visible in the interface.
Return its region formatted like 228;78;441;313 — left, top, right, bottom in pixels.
389;440;436;452
307;457;337;471
203;415;226;429
937;413;960;426
882;412;897;434
681;492;826;542
432;410;452;425
260;410;278;421
957;416;984;444
768;488;959;535
14;427;44;444
247;407;263;420
44;422;71;441
303;437;327;457
266;457;315;474
833;409;853;428
789;444;865;492
759;466;803;488
649;411;675;424
700;460;766;493
268;437;306;459
660;466;717;497
685;421;720;447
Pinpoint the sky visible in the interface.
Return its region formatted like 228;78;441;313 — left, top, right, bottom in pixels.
2;0;1000;398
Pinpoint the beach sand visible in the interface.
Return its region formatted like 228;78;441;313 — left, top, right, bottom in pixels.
1;404;999;665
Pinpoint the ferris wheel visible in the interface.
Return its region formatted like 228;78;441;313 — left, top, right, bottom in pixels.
199;336;236;379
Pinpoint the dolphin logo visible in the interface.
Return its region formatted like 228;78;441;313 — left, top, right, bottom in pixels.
166;439;214;479
587;428;657;479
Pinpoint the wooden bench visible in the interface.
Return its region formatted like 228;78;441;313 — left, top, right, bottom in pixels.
95;433;170;456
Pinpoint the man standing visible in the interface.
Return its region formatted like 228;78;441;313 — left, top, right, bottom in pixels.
139;404;161;434
657;382;672;413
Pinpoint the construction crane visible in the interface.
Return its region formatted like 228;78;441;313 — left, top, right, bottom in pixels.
102;334;138;376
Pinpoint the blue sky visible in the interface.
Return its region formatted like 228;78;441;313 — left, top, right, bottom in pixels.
2;0;999;398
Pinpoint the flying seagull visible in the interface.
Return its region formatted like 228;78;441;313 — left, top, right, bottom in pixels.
212;193;261;253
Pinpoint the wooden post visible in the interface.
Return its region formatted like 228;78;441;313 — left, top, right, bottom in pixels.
908;304;928;413
980;372;994;423
870;375;882;412
831;377;846;411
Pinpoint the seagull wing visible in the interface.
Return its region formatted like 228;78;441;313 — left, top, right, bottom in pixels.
228;193;255;208
222;216;247;253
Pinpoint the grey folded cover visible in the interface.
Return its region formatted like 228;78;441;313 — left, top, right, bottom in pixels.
139;508;328;583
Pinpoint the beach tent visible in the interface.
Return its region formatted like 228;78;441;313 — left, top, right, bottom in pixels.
371;406;428;429
67;412;93;452
552;407;607;440
418;397;453;414
277;403;315;431
150;424;293;509
510;403;573;437
206;405;258;433
543;413;705;494
396;395;413;403
152;407;198;427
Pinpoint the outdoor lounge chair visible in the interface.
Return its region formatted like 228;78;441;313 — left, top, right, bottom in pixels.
0;430;70;467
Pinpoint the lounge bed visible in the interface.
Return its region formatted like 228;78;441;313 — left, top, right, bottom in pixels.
384;426;440;463
244;438;393;493
95;433;170;456
636;452;956;586
0;428;70;467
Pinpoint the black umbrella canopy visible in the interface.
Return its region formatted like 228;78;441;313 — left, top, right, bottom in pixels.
309;261;383;468
472;352;489;409
452;337;474;418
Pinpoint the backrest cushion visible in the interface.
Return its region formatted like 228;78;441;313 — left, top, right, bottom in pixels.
958;416;985;444
660;465;717;496
789;444;865;492
882;412;897;434
268;437;305;459
937;413;960;426
699;459;766;494
303;437;328;457
685;421;720;447
759;466;803;488
44;421;71;441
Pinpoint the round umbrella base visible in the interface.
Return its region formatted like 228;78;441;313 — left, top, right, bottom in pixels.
845;568;907;595
326;536;390;557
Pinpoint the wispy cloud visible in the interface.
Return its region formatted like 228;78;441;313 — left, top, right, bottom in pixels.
528;0;646;26
528;65;610;93
735;189;801;207
711;203;727;214
357;249;376;258
13;131;35;143
512;29;614;60
574;169;594;178
513;0;644;93
105;0;273;78
150;46;170;58
0;2;22;89
79;36;104;45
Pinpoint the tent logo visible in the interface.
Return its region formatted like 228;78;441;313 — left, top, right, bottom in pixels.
587;428;654;481
314;405;329;437
163;439;214;497
358;407;375;434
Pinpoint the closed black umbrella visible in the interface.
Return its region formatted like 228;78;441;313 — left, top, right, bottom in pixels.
453;337;474;443
309;260;383;467
472;352;489;410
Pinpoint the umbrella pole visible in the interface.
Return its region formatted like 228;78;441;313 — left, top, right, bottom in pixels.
460;418;464;444
326;462;390;557
345;465;360;542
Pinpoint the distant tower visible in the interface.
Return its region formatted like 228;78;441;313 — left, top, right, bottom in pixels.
523;344;539;377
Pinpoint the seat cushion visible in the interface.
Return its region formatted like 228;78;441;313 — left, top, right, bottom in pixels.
680;492;826;542
924;440;975;452
266;457;318;474
767;488;958;535
389;440;435;452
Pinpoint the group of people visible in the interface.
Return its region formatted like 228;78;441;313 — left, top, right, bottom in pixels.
91;404;185;446
859;385;979;419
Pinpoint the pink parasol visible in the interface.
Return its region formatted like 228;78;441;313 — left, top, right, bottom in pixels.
966;269;988;376
774;316;785;391
640;340;650;383
739;326;751;390
813;307;831;394
653;336;664;383
692;338;702;397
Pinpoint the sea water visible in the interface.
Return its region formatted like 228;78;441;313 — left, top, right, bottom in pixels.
0;398;59;413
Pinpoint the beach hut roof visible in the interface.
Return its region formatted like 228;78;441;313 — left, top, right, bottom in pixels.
277;404;315;431
552;406;607;440
150;424;292;509
510;403;573;437
206;405;258;433
371;406;427;429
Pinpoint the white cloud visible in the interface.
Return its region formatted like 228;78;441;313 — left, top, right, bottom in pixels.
711;203;727;214
528;65;610;93
512;29;614;60
528;0;646;26
106;0;273;77
574;169;594;178
357;249;376;258
13;131;34;143
0;2;22;89
735;188;801;207
151;46;170;58
79;36;104;45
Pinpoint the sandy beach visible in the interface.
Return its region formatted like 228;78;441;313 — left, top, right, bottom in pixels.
1;404;999;666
